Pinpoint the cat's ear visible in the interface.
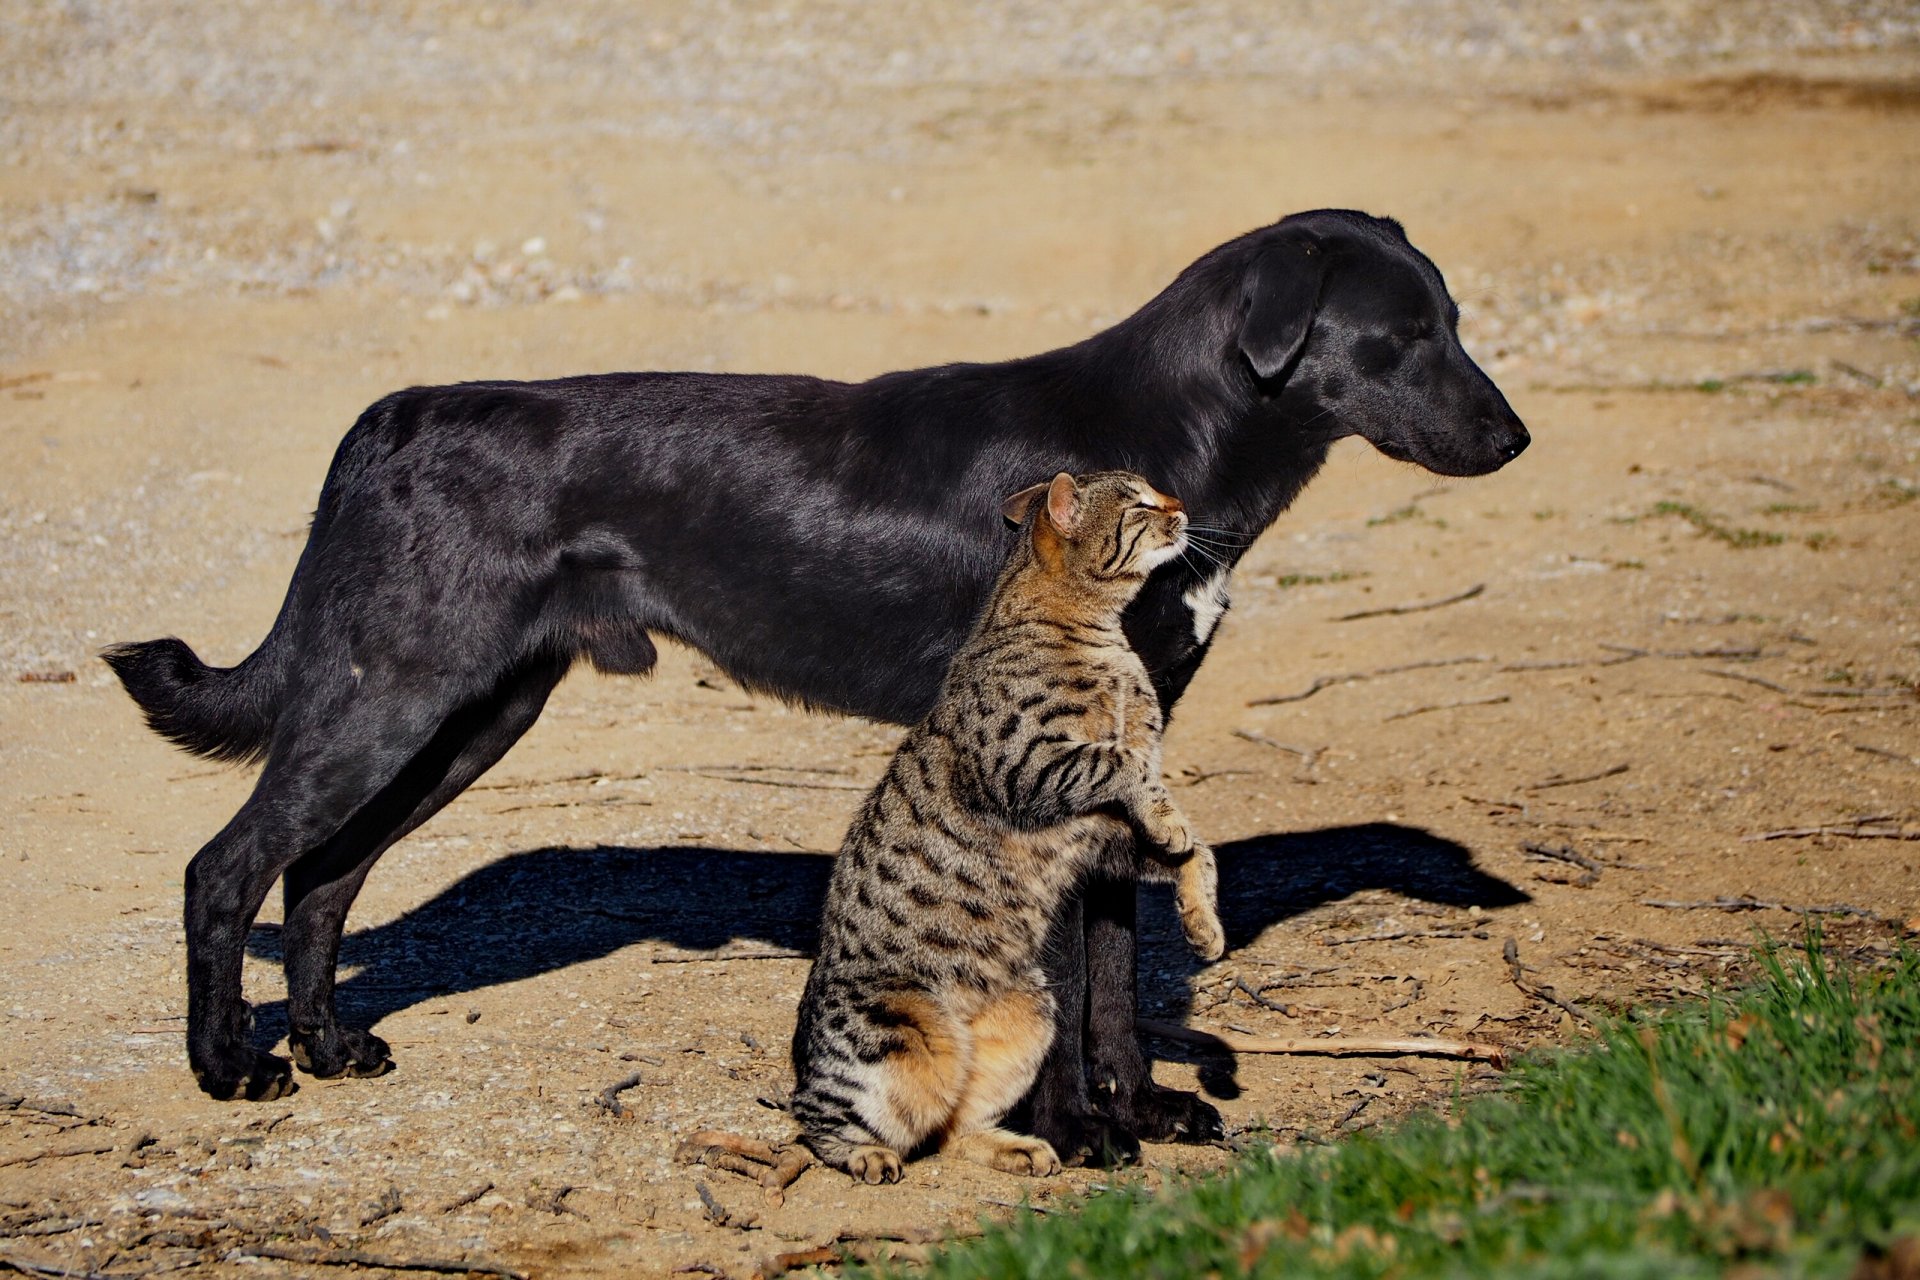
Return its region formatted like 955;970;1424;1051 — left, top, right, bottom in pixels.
1000;481;1050;527
1043;472;1081;534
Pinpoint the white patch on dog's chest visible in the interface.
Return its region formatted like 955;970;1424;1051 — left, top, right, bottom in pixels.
1182;570;1232;646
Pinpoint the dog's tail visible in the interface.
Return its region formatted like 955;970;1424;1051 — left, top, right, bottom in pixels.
103;631;287;765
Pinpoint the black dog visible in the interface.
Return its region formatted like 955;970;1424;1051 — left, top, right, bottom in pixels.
107;209;1526;1160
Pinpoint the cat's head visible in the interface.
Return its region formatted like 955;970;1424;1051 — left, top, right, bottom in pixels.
1000;471;1189;585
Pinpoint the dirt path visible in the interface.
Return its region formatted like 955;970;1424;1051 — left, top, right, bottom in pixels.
3;5;1918;1277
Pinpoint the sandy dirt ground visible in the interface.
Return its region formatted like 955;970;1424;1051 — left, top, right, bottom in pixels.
3;3;1919;1276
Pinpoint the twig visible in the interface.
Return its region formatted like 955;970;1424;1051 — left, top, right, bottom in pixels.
1500;644;1760;673
1706;669;1912;699
980;1198;1053;1214
1524;763;1629;792
768;1246;842;1276
1230;731;1324;768
1741;823;1915;843
1333;1095;1373;1128
1248;655;1491;706
235;1246;526;1279
593;1072;646;1119
1334;583;1484;622
1503;937;1595;1025
1384;694;1510;722
1232;976;1295;1016
684;772;866;792
436;1182;493;1214
1640;895;1881;919
677;1131;813;1207
528;1185;587;1220
0;1143;116;1170
1321;928;1471;947
650;948;808;964
1851;744;1918;767
1136;1017;1507;1067
0;1255;119;1280
358;1185;403;1228
1522;842;1601;887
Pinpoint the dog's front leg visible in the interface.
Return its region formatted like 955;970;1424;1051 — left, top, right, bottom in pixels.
1017;890;1141;1168
1083;871;1223;1143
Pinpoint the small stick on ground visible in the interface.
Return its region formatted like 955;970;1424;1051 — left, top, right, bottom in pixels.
1741;823;1916;843
359;1185;403;1227
0;1142;116;1170
1230;731;1324;768
1524;763;1629;792
1137;1017;1506;1067
1333;1095;1373;1128
234;1245;527;1279
1384;694;1510;722
1522;842;1602;887
1321;928;1471;947
1706;669;1912;699
593;1072;646;1119
676;1131;814;1207
649;949;809;965
437;1182;493;1214
1334;583;1485;622
1233;976;1295;1016
768;1245;843;1276
1503;938;1594;1025
1640;895;1881;919
1248;655;1491;706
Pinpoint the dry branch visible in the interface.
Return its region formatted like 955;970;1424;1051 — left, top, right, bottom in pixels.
235;1245;527;1278
649;948;808;964
0;1142;115;1170
1640;895;1881;919
1334;583;1485;622
677;1130;814;1207
1248;655;1491;706
1503;937;1595;1025
1230;731;1324;767
1706;670;1913;699
1522;842;1601;887
436;1182;493;1214
1524;763;1629;792
1500;643;1760;673
1741;822;1916;843
1384;694;1510;722
1136;1017;1507;1067
593;1072;646;1119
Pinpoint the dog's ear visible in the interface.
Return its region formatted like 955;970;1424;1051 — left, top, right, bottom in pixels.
1238;240;1325;381
1043;472;1081;534
1000;480;1050;527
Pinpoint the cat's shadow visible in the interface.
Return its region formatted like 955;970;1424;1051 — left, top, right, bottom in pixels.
244;822;1526;1054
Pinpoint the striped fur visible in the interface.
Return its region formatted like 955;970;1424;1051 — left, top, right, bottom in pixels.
791;471;1224;1181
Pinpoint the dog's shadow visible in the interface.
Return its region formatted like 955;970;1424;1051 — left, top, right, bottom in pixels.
245;823;1526;1048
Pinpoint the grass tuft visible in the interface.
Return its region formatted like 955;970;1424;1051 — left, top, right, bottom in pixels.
868;936;1920;1279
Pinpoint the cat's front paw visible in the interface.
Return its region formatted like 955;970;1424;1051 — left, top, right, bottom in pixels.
1175;843;1224;960
1181;900;1227;962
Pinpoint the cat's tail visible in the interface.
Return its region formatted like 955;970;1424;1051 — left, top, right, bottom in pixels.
102;633;287;764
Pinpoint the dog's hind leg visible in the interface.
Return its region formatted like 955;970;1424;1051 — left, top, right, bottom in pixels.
184;665;516;1101
281;653;571;1080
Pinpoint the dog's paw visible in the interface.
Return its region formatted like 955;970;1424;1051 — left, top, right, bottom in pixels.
194;1049;298;1103
289;1027;394;1080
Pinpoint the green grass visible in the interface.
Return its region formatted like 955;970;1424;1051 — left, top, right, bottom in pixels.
867;938;1920;1279
1637;501;1787;548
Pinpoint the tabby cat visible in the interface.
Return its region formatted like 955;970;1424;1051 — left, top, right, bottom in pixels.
790;470;1225;1184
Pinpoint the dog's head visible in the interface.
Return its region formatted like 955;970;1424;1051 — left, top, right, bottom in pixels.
1234;210;1528;477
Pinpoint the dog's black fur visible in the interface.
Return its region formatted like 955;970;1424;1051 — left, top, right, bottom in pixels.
107;210;1527;1158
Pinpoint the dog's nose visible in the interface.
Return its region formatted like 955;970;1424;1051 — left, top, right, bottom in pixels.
1491;418;1530;462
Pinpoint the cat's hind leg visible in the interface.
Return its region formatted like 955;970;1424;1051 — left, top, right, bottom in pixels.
795;991;969;1184
944;990;1061;1177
